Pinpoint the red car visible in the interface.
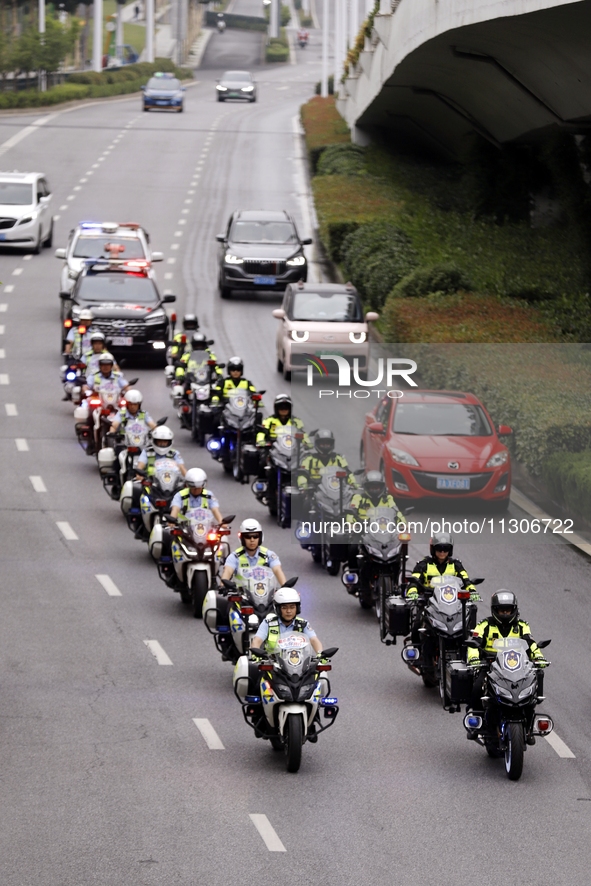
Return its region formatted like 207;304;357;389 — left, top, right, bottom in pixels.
360;391;512;509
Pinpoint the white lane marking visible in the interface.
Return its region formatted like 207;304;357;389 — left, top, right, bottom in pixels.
23;254;32;261
545;732;576;758
171;244;180;250
164;272;173;280
73;186;81;191
0;326;5;334
193;718;225;749
163;289;172;295
0;373;9;384
5;403;17;415
15;438;29;451
54;215;60;220
92;163;99;168
85;170;94;175
96;574;122;597
174;231;183;237
56;521;78;540
12;268;22;276
143;639;173;665
0;114;54;158
29;475;47;492
249;815;286;852
3;285;13;293
59;204;67;210
79;178;87;183
67;195;75;201
0;349;5;358
167;257;176;264
184;198;192;204
181;209;189;214
178;219;186;225
188;189;196;194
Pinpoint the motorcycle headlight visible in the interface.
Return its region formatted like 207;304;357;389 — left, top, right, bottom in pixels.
389;447;419;467
518;685;535;699
495;686;512;700
486;450;509;468
386;545;401;558
225;253;243;264
291;329;309;342
145;309;166;325
286;254;306;266
273;683;291;700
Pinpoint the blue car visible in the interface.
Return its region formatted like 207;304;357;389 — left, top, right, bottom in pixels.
142;72;185;112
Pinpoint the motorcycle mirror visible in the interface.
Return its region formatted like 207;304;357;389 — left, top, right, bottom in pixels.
128;378;139;385
283;576;298;587
320;646;338;658
538;639;552;649
464;638;480;648
403;505;415;515
218;363;226;369
221;578;237;591
221;514;236;523
156;416;168;426
471;578;485;585
309;428;318;436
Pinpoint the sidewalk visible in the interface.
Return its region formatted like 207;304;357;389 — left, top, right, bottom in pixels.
117;1;176;60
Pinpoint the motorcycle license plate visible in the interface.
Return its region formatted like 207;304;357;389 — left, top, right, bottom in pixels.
110;336;133;346
436;477;470;490
254;276;276;285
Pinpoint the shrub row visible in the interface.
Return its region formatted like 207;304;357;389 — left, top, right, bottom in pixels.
543;451;591;525
300;96;350;172
340;221;418;310
266;29;289;62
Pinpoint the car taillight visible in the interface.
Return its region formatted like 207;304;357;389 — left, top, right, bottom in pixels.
124;260;150;270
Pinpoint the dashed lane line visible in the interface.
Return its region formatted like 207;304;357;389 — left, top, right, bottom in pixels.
29;475;47;492
3;286;12;293
96;574;122;597
0;349;5;358
143;639;173;665
23;254;32;261
5;403;17;415
249;815;287;852
0;302;8;309
545;731;576;758
0;326;4;334
15;438;29;451
56;521;78;540
193;718;225;749
12;268;22;276
0;374;10;384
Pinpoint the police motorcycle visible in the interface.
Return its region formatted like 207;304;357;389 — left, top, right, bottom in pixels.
463;637;553;781
151;511;234;617
401;575;483;709
234;638;339;773
341;506;410;614
253;426;305;528
296;466;354;575
60;356;86;404
202;569;281;664
74;375;138;453
122;458;184;540
207;388;265;482
98;416;168;500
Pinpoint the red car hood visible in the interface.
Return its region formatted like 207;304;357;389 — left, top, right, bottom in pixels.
389;435;504;471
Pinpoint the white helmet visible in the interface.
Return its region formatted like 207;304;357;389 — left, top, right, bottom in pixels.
125;389;142;405
89;331;105;344
185;467;207;488
79;308;94;322
152;425;174;455
238;517;263;544
273;587;301;615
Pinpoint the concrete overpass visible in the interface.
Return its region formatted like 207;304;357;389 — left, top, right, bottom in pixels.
336;0;591;157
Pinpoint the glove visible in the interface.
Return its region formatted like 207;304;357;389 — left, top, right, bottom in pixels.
467;657;481;668
405;589;419;600
535;658;549;668
469;593;482;603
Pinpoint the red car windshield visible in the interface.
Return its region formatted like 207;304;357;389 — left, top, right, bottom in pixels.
393;403;492;436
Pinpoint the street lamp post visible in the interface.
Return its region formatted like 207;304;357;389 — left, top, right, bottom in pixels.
93;0;104;72
39;0;46;91
321;0;329;97
145;0;154;62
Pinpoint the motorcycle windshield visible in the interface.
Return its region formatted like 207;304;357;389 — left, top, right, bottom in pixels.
315;466;353;512
153;459;182;493
190;364;209;383
183;507;214;543
223;390;254;428
491;637;531;676
276;633;313;676
240;565;277;612
361;506;401;553
125;420;148;447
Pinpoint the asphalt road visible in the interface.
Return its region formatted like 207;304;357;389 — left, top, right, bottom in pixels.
1;16;591;886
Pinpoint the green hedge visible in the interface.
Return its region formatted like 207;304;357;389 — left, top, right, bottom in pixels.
266;29;289;62
543;450;591;524
0;60;192;109
340;221;418;309
391;264;472;298
317;143;365;176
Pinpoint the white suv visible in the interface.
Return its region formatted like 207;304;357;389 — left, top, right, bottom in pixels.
55;221;163;298
0;172;54;252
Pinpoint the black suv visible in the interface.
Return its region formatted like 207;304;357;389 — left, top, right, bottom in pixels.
217;209;311;298
61;259;175;364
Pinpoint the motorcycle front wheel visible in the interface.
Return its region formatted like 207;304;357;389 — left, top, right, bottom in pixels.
285;714;303;773
505;722;524;781
191;571;208;619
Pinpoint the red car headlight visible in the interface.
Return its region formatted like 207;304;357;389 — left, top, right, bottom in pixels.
486;450;509;468
388;447;419;467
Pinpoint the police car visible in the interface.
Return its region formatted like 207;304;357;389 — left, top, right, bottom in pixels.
55;221;163;308
62;257;175;365
142;72;185;112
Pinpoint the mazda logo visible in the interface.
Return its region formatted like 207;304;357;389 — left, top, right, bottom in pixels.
448;461;459;470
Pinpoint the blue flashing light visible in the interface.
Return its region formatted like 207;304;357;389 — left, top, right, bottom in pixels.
344;573;357;584
80;221;103;229
65;371;77;381
245;695;261;703
217;626;230;633
207;438;221;452
406;648;417;659
467;716;481;729
254;481;266;492
320;697;338;705
129;508;140;515
295;524;311;541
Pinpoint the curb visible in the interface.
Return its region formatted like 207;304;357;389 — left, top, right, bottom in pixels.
510;486;591;558
188;29;213;69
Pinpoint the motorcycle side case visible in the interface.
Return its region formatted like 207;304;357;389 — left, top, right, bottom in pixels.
149;521;164;560
233;655;250;702
387;596;410;637
240;444;260;476
97;447;116;476
197;404;215;433
120;479;134;514
203;590;230;633
74;403;89;421
445;660;474;704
